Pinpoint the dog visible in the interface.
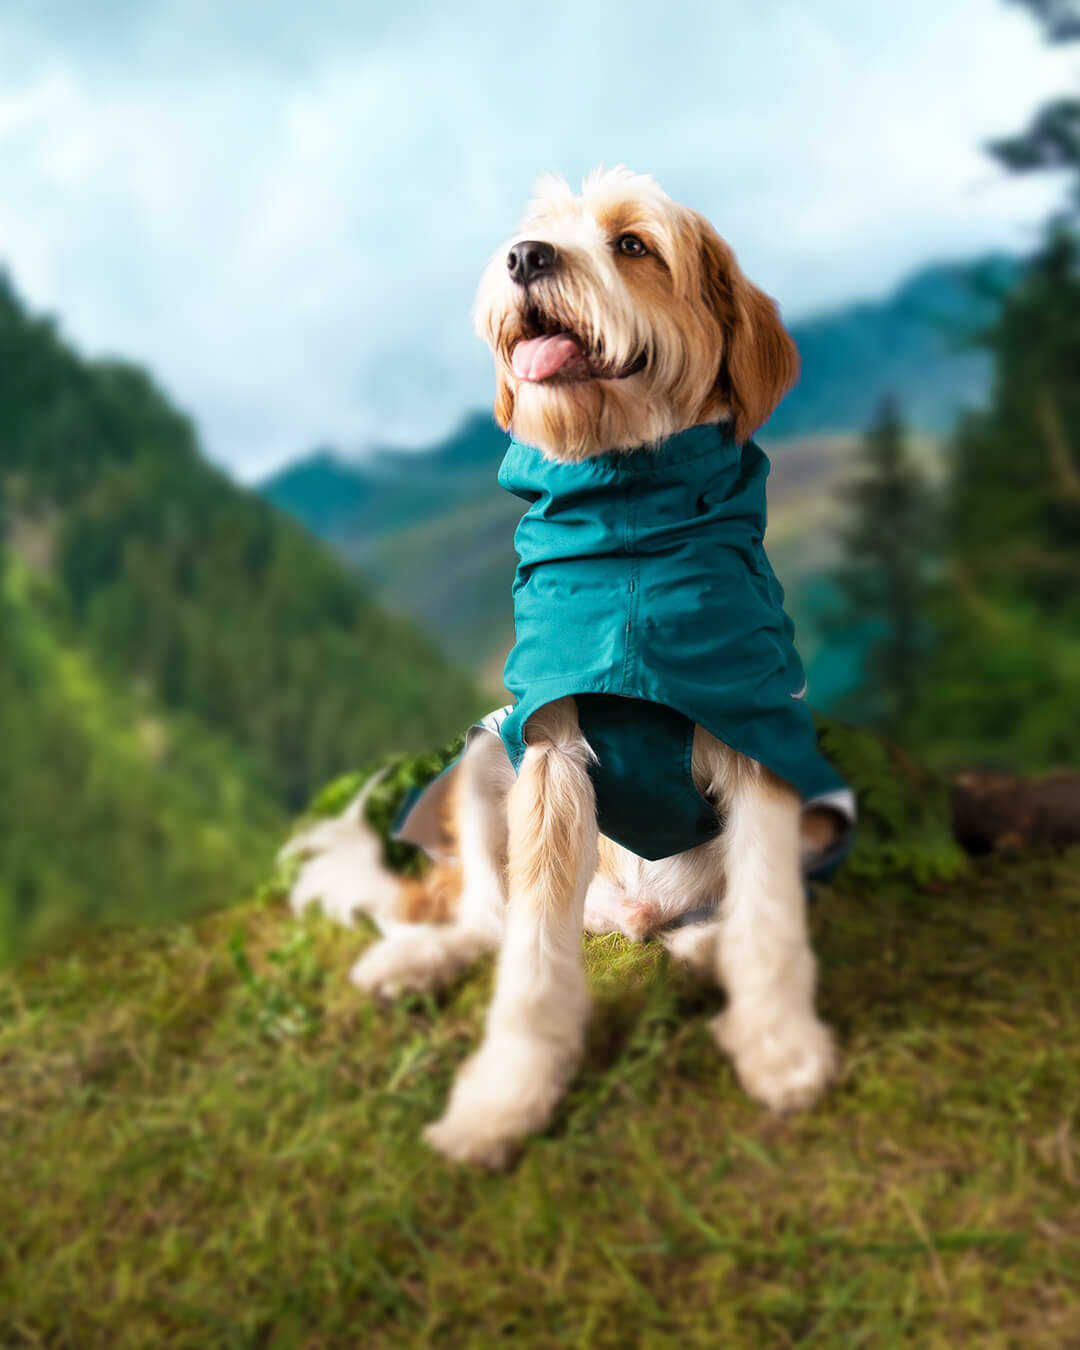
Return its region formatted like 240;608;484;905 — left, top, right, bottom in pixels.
286;167;855;1169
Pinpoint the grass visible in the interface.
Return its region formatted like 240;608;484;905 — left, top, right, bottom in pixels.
1;852;1078;1348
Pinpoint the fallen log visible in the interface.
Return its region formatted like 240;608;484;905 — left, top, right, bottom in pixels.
951;770;1080;854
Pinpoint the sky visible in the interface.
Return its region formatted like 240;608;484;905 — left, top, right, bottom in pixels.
0;0;1075;480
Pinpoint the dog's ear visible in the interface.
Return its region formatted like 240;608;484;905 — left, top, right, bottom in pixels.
493;367;515;431
698;221;799;443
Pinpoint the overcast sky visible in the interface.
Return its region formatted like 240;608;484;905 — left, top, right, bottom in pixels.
0;0;1074;479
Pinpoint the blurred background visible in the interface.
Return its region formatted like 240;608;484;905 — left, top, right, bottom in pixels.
1;0;1077;960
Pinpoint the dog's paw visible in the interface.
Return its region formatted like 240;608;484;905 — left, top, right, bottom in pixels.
423;1036;578;1170
660;917;721;975
711;1010;837;1114
350;938;430;1000
423;1113;524;1171
350;929;482;1000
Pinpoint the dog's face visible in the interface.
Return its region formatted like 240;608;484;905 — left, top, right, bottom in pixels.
474;167;799;459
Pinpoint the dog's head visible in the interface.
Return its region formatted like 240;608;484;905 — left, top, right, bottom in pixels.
474;167;799;460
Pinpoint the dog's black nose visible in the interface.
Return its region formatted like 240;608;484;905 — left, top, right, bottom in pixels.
507;240;557;286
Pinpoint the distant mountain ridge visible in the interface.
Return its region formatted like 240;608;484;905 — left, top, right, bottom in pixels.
766;253;1018;439
260;252;1020;672
262;414;509;550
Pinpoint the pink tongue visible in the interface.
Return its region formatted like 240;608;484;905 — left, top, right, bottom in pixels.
511;334;582;381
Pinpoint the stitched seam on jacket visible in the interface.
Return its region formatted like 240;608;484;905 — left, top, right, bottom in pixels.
621;481;640;691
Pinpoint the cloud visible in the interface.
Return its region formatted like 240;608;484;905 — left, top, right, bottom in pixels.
0;0;1073;478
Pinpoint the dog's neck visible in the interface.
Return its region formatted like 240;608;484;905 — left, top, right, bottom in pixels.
511;411;738;464
510;409;737;462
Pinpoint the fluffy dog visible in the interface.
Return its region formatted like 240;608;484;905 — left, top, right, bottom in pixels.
287;168;854;1169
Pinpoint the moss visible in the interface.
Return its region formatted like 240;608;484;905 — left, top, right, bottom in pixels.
815;716;968;883
302;732;465;877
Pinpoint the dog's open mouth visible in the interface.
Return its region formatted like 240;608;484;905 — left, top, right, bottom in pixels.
511;306;647;384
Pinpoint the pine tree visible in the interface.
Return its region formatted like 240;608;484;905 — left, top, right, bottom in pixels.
947;230;1080;594
990;2;1080;216
917;0;1080;767
831;396;932;745
923;228;1080;767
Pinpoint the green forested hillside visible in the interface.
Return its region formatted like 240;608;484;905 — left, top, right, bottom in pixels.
0;554;283;960
0;276;485;957
0;276;483;810
261;413;519;669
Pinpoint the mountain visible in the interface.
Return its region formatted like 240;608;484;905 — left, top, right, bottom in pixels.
259;446;379;538
261;413;519;672
0;276;484;810
261;254;1019;674
0;275;485;956
261;412;509;552
765;253;1018;438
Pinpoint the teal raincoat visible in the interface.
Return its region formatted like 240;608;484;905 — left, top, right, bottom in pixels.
395;421;854;878
496;422;850;861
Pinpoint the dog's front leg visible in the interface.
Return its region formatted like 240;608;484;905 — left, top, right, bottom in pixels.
425;698;596;1169
711;761;837;1113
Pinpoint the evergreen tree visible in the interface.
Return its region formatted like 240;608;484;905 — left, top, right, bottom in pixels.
947;231;1080;589
991;3;1080;215
923;228;1080;766
1006;0;1080;43
831;396;932;745
918;0;1080;767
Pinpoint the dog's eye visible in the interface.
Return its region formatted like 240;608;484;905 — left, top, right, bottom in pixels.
616;234;648;258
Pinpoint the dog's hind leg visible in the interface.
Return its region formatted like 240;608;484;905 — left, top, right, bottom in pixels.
425;697;597;1168
710;758;837;1113
352;728;513;998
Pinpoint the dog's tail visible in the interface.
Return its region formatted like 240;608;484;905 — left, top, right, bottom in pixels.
282;771;462;931
484;699;596;1071
506;703;598;927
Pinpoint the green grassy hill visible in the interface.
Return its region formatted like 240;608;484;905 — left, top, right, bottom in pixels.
2;843;1076;1347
